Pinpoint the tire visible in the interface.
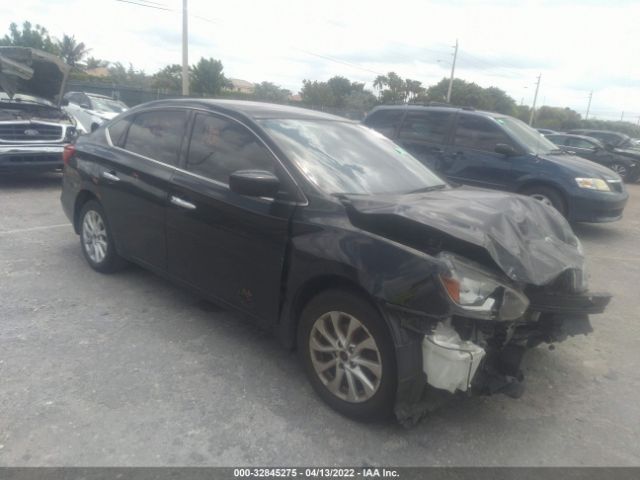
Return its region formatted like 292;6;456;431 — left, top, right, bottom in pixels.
79;200;126;273
608;162;632;182
520;185;566;217
297;289;397;422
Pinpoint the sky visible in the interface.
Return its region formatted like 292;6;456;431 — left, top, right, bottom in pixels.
2;0;640;121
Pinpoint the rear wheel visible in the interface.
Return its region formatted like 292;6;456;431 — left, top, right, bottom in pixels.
298;290;397;421
79;200;126;273
521;185;566;217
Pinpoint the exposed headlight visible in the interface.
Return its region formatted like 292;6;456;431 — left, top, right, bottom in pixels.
438;252;529;321
575;177;610;191
64;126;79;142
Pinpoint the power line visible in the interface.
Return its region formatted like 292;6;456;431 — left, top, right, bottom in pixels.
114;0;172;11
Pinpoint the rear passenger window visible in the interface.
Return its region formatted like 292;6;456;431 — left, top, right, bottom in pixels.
107;117;131;147
398;111;453;144
123;110;187;166
452;115;513;153
365;110;405;138
186;114;276;184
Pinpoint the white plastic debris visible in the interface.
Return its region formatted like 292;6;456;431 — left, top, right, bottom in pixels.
422;320;486;393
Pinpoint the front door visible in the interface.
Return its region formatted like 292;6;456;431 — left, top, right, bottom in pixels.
166;112;296;323
441;114;518;190
396;110;454;172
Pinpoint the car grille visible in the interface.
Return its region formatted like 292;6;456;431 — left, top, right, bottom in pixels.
0;123;64;142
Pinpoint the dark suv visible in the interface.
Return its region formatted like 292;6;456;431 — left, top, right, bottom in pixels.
364;106;628;223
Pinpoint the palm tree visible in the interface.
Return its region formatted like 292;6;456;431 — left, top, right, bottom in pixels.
57;34;90;66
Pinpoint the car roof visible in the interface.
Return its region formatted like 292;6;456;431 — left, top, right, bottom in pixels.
367;104;508;119
548;133;598;141
132;98;351;122
65;91;118;100
571;129;626;137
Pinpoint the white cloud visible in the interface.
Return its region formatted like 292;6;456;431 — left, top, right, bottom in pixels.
2;0;639;119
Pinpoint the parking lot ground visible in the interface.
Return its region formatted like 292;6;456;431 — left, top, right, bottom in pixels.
1;172;639;466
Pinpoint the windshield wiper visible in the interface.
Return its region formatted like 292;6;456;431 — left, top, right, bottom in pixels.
406;184;447;194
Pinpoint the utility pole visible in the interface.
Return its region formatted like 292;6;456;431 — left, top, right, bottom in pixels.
182;0;189;96
446;39;458;103
528;74;541;126
585;91;592;119
620;111;625;121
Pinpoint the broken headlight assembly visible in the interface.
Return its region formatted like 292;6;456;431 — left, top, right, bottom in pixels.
437;252;529;321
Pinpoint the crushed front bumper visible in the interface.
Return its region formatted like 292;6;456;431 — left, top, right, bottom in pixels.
386;290;612;425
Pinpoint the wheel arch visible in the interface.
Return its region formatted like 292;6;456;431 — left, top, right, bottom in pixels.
517;180;569;215
281;274;382;351
73;190;100;234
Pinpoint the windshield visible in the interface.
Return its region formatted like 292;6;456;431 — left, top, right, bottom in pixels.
0;92;55;107
89;96;127;113
259;119;447;195
493;116;559;155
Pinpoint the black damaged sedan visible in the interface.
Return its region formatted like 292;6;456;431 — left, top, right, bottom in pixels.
61;100;610;422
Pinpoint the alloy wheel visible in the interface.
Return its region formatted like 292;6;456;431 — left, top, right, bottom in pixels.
309;311;382;403
610;163;627;178
82;210;108;264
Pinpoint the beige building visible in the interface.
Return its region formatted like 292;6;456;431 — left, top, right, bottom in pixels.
228;78;255;94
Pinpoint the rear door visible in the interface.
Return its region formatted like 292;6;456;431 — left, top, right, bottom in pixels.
99;108;188;270
440;114;518;189
395;110;454;172
166;111;296;323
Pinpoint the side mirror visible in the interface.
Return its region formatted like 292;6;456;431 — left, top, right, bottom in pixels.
495;143;517;157
80;103;91;109
61;98;69;106
229;170;280;198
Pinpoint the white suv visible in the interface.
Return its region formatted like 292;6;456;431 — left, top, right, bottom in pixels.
63;92;128;133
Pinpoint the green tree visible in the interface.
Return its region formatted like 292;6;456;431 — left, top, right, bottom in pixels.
0;21;58;53
300;79;336;107
344;90;377;111
534;106;582;130
57;34;89;66
253;81;290;103
326;76;353;107
374;72;407;103
424;78;517;115
85;56;109;69
151;64;183;91
191;57;226;96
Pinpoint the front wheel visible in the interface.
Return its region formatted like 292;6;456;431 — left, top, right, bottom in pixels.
79;200;126;273
608;162;633;182
521;185;566;217
298;290;397;422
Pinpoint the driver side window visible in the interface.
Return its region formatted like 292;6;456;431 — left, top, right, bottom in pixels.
186;114;276;185
453;115;514;153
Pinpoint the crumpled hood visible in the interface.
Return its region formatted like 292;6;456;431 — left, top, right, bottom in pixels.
344;186;585;286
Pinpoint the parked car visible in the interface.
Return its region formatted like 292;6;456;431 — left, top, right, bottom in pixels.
0;47;78;172
63;92;128;133
569;129;640;164
364;105;628;223
536;128;557;135
61;99;610;422
546;133;640;182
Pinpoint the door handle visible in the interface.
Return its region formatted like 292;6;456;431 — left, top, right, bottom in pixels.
170;195;196;210
102;171;120;182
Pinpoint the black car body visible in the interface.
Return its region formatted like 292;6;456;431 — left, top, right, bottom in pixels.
569;129;640;166
61;99;610;423
0;47;77;172
364;106;628;223
546;133;640;182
